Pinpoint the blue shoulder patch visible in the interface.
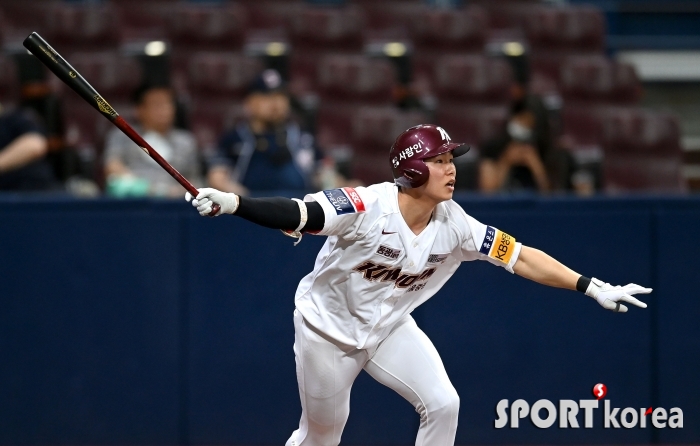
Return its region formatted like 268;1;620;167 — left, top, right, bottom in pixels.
323;188;356;215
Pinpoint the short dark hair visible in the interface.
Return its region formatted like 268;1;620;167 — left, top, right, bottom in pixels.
132;83;173;105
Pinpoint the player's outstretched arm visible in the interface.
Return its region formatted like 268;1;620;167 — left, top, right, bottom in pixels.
184;187;325;232
513;246;651;313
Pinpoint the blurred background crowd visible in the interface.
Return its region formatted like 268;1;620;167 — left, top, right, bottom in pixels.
0;0;696;197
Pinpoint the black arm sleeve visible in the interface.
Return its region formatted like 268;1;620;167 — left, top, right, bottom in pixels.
235;197;325;232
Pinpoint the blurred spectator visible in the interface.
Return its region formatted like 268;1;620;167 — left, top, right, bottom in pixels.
207;69;320;193
0;105;57;191
479;100;551;193
104;84;203;197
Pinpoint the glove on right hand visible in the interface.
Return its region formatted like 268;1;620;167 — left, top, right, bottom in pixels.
185;188;239;217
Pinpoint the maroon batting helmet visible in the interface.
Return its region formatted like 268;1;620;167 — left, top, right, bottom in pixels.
390;124;469;188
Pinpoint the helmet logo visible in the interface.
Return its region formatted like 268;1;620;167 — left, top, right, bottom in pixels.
437;126;450;141
393;141;423;167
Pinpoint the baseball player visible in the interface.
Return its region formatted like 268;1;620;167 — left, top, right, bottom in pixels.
186;124;651;446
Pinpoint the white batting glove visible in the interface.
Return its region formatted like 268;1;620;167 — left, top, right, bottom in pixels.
185;188;239;217
586;277;651;312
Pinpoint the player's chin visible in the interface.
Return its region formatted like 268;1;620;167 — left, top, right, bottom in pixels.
432;186;454;202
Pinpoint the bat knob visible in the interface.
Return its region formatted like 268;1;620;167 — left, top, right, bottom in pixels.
208;203;221;217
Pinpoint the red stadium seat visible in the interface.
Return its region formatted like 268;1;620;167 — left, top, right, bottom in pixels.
67;52;143;100
0;9;5;48
288;5;365;51
563;106;684;192
188;99;246;151
471;0;539;29
360;3;486;53
165;3;248;50
111;0;170;41
186;53;264;100
0;54;18;104
244;0;303;30
316;104;357;152
62;95;123;175
289;53;320;97
561;105;604;148
407;5;487;52
317;104;429;184
522;5;605;53
351;152;394;185
351;106;429;154
431;55;512;104
602;108;681;156
317;55;396;104
560;55;641;104
435;105;509;147
604;156;684;193
43;2;122;50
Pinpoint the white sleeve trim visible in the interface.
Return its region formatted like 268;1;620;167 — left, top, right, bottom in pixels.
504;242;522;274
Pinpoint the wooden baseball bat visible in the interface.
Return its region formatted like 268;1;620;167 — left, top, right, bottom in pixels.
23;32;219;216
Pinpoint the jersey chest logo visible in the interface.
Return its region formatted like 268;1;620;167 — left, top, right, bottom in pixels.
353;260;436;292
428;253;449;264
376;245;401;260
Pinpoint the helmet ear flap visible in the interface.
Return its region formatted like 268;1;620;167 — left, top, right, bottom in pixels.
402;161;429;188
403;168;421;180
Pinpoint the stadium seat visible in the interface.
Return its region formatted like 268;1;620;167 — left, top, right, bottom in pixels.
360;3;486;54
431;55;512;104
67;52;143;99
186;52;264;100
62;95;123;176
560;55;641;104
243;0;303;30
604;156;684;193
316;104;356;152
187;99;246;152
406;5;487;53
289;53;320;97
288;4;365;51
563;106;684;192
43;2;122;50
471;0;538;29
351;152;394;185
317;104;428;185
165;3;248;50
561;105;604;148
111;0;170;41
0;9;5;48
317;55;396;104
522;5;605;53
435;105;509;147
350;106;429;153
602;108;681;156
0;54;18;104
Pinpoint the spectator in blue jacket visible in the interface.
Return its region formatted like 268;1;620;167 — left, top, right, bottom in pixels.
207;69;320;194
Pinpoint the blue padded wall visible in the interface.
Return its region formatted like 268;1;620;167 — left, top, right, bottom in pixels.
0;196;697;445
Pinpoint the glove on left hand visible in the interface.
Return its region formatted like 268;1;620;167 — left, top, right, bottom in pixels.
586;278;651;312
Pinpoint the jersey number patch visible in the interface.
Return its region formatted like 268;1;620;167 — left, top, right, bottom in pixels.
479;226;516;264
323;187;366;215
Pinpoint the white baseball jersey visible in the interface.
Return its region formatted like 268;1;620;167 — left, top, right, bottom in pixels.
295;182;521;350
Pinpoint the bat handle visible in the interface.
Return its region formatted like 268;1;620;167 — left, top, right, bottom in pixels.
209;203;221;217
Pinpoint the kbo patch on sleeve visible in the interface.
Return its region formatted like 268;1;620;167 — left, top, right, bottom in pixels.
479;226;516;264
322;187;366;215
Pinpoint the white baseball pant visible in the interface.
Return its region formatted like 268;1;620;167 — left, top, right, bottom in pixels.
286;310;459;446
